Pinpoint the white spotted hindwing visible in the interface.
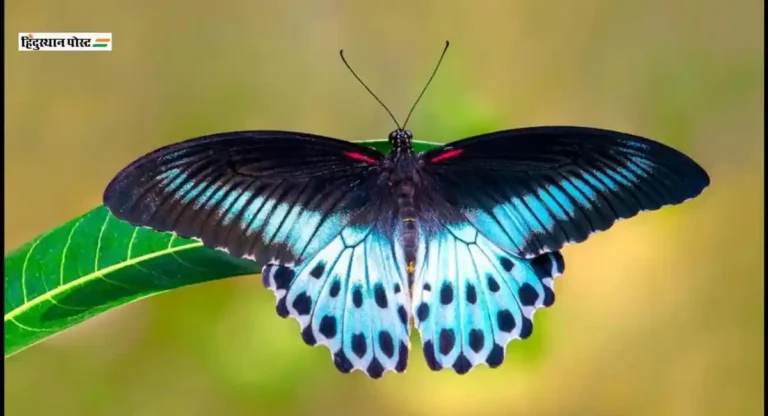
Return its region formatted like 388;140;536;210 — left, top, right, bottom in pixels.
412;222;564;374
261;224;411;378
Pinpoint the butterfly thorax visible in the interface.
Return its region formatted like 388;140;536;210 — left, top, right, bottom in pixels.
388;128;414;157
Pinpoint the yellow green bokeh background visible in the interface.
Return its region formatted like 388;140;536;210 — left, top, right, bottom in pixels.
4;1;763;415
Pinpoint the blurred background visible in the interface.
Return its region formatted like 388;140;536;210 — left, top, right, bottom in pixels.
4;1;763;415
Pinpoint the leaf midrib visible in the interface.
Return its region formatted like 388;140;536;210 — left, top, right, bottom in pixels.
4;241;205;322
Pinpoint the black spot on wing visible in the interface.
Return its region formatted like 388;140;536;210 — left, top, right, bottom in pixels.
351;333;367;358
352;286;363;308
440;282;454;305
367;358;385;379
486;344;504;368
439;329;456;355
374;283;388;308
453;353;472;375
379;331;395;359
273;266;295;290
416;303;430;322
291;292;312;315
468;329;484;353
329;279;341;298
487;275;500;293
497;309;516;333
518;283;539;307
397;305;408;327
531;253;554;278
276;297;289;318
500;256;514;272
423;340;441;370
543;286;555;307
309;261;326;279
334;350;353;373
301;325;316;346
466;283;477;304
319;315;337;339
519;317;533;339
395;342;409;372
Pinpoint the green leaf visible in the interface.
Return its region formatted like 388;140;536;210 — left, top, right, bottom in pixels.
3;205;261;357
3;139;440;358
358;138;443;153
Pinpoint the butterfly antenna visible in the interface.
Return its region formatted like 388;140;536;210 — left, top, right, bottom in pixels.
402;40;450;129
339;49;402;129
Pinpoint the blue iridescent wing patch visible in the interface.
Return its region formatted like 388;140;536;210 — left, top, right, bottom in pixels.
412;221;564;374
103;130;384;265
420;126;710;258
261;224;411;378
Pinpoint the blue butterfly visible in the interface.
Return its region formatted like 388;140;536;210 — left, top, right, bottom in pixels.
103;43;709;378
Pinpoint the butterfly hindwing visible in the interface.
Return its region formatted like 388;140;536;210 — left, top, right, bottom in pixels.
412;221;565;374
262;224;411;378
103;131;384;264
421;126;710;257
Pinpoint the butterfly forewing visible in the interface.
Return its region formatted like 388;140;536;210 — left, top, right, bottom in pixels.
103;130;385;265
419;126;710;258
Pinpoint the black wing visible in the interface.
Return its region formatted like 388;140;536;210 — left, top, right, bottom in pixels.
419;126;710;257
104;130;385;264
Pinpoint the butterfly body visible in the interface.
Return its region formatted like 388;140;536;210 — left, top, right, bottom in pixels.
104;125;709;378
383;129;424;286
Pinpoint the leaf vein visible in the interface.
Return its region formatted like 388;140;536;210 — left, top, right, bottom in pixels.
94;213;111;272
127;227;140;260
167;234;209;272
9;317;54;333
129;262;175;286
21;237;44;304
60;217;87;286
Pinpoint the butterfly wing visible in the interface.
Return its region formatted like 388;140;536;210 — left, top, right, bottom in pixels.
261;223;411;378
412;221;564;373
105;131;414;377
103;130;385;265
419;126;710;258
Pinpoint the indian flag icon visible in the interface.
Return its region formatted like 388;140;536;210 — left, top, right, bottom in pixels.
92;37;111;48
18;32;112;51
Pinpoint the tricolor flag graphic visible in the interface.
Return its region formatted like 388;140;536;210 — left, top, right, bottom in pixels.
92;37;111;48
19;33;113;51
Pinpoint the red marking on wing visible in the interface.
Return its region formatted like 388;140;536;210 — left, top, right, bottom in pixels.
430;148;464;163
344;151;378;164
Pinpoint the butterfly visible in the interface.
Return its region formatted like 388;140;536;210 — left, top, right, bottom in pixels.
103;42;710;378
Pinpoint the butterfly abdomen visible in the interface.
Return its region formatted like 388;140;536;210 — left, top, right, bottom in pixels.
395;179;419;282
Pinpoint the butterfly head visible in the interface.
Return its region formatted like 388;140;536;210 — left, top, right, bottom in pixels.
388;129;413;155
